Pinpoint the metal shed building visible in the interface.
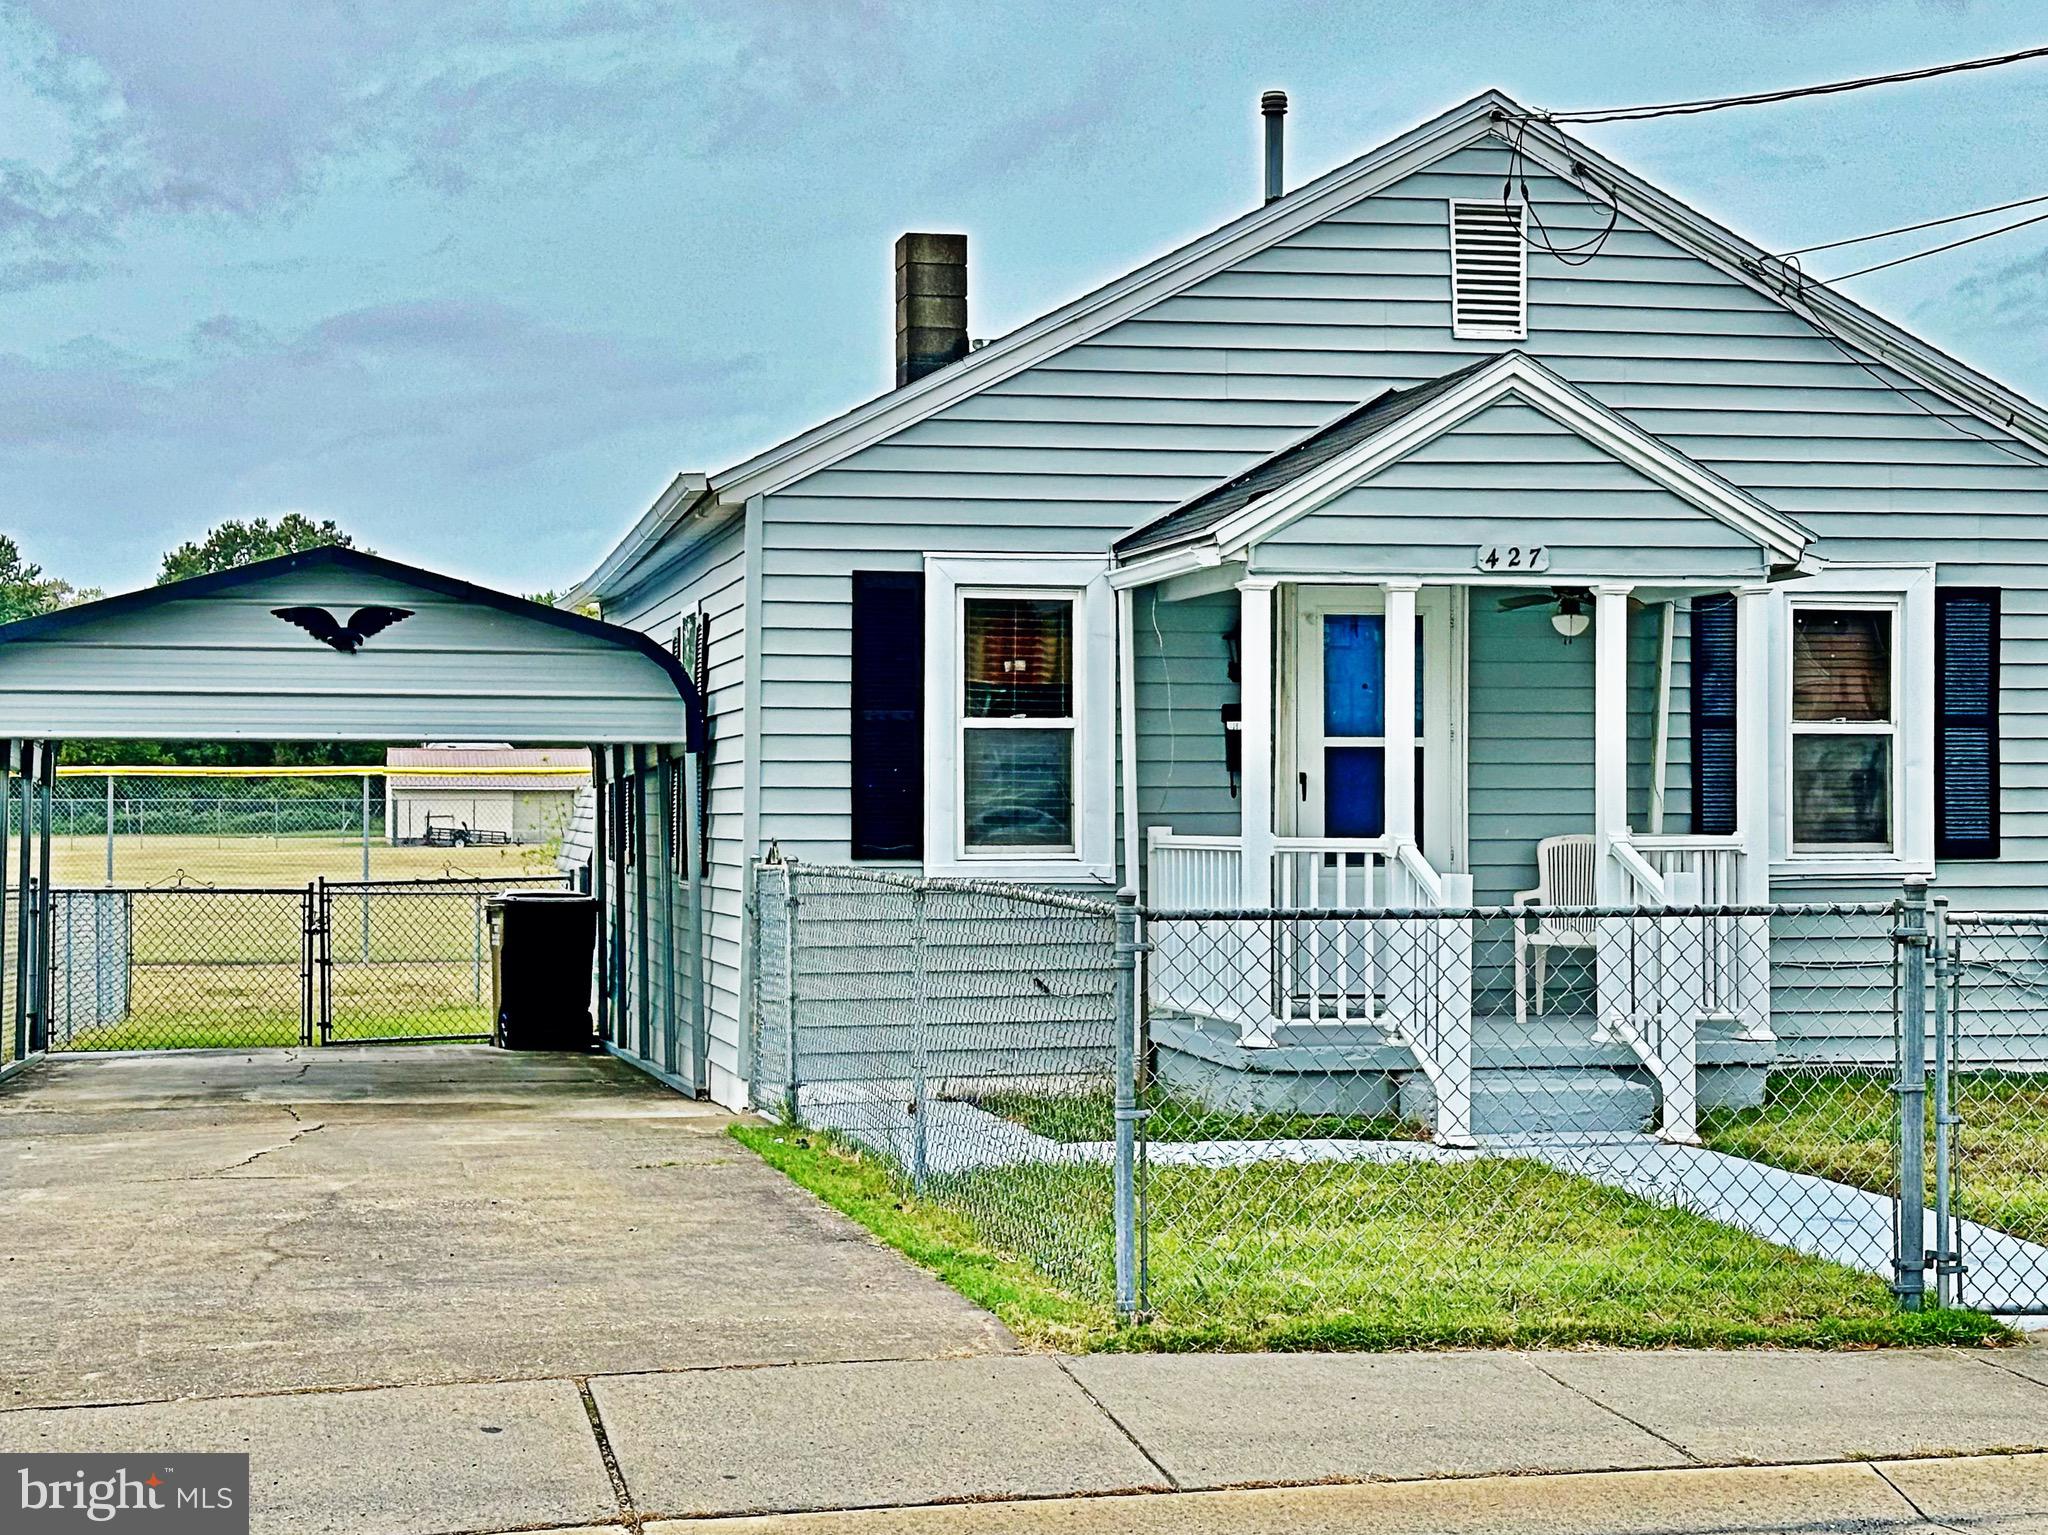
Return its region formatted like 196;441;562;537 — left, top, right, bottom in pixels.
384;745;592;846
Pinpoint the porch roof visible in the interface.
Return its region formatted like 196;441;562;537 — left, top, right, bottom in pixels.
1115;357;1497;558
1111;352;1813;579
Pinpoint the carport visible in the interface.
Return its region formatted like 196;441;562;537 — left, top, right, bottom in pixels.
0;545;708;1094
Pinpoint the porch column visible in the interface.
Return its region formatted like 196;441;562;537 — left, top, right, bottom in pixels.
1734;585;1776;1040
1593;585;1632;904
1734;586;1773;903
1238;579;1276;908
1382;580;1419;850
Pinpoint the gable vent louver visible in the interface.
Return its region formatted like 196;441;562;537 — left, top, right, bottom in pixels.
1449;200;1527;341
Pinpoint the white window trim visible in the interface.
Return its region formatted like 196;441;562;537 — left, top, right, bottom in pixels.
1769;564;1934;879
924;553;1115;882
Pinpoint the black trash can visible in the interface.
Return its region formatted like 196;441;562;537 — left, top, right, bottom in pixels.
488;890;599;1050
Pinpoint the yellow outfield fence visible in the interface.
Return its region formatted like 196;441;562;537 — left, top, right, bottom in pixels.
55;765;589;778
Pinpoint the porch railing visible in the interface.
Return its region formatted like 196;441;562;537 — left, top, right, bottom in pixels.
1144;829;1243;912
1149;830;1455;915
1621;831;1768;1040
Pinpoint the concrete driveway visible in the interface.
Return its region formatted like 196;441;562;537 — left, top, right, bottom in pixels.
7;1047;2048;1535
0;1046;1009;1410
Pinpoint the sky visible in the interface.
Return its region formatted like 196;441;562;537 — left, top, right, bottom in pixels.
4;0;2048;596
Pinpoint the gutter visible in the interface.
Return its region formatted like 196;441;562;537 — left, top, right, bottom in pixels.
567;472;714;609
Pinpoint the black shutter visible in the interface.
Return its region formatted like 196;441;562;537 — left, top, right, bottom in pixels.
1690;593;1738;836
1936;587;2000;860
851;571;924;860
694;612;712;871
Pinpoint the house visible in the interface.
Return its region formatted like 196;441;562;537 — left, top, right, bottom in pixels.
384;744;591;845
572;90;2039;1116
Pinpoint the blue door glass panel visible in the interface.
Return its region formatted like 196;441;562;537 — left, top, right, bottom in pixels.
1321;612;1428;841
1323;615;1384;736
1326;747;1386;837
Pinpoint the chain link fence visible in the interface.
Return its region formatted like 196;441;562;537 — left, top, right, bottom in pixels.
1942;912;2048;1314
750;861;1125;1297
32;874;565;1052
26;773;565;887
0;885;21;1072
1142;901;1928;1329
751;861;2048;1326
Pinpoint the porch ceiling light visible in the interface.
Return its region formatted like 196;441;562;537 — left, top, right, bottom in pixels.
1550;592;1590;642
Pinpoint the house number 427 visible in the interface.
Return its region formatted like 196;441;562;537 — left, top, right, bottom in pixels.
1475;543;1550;573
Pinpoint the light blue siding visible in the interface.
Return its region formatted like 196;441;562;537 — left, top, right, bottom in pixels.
615;128;2048;1078
753;139;2048;920
606;516;750;1104
1255;400;1767;582
1133;587;1240;843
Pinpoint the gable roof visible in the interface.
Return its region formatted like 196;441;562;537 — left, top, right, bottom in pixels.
577;87;2048;601
0;546;705;750
1113;352;1811;576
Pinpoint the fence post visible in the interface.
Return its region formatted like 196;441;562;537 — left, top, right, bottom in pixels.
1929;896;1956;1309
1895;876;1930;1311
104;775;115;886
781;860;802;1124
14;746;31;1057
299;882;315;1047
908;881;930;1192
1112;885;1142;1318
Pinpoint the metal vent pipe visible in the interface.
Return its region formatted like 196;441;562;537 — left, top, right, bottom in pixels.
1261;91;1288;204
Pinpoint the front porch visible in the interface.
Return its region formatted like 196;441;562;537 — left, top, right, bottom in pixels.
1111;354;1808;1142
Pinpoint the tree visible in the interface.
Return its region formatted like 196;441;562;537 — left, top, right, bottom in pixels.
64;516;375;768
0;534;98;623
158;514;361;585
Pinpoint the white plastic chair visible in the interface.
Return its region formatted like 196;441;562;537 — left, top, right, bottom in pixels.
1513;835;1598;1023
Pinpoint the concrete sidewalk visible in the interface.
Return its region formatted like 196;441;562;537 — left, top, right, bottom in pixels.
6;1346;2048;1532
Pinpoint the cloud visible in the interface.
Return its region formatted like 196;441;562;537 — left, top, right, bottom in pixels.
930;59;1134;187
0;1;934;291
0;297;761;581
1929;242;2048;327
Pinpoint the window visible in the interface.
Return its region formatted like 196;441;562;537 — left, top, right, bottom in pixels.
1771;568;1933;876
962;596;1076;851
1790;605;1897;851
923;555;1113;880
1449;199;1527;341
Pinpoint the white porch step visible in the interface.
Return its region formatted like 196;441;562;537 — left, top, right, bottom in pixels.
1403;1067;1656;1137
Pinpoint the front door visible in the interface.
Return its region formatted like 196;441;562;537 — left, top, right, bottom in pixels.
1293;588;1461;867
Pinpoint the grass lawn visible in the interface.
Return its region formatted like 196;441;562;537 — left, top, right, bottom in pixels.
46;832;556;889
733;1121;2010;1351
1702;1070;2048;1247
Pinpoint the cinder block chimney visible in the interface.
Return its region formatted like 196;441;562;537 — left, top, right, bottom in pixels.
895;232;968;387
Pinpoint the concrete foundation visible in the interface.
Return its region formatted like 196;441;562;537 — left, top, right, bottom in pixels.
1151;1013;1773;1133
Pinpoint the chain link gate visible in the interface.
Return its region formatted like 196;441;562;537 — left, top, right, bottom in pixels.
1938;910;2048;1315
40;874;568;1052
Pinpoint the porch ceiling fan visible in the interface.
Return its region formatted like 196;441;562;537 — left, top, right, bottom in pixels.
1496;586;1646;641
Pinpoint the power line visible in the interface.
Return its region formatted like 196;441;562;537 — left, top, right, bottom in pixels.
1753;263;2044;465
1782;190;2048;257
1533;44;2048;124
1826;204;2048;280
